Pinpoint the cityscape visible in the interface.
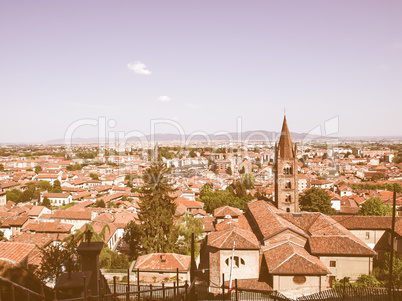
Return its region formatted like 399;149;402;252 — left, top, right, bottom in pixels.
1;1;402;301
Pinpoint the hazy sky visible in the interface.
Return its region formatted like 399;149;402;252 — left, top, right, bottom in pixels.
1;1;401;143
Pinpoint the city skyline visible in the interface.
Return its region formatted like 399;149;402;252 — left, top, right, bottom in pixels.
1;0;402;143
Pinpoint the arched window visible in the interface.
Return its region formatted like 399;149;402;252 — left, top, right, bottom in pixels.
285;194;291;203
285;181;291;189
225;256;245;268
286;208;291;212
283;164;293;175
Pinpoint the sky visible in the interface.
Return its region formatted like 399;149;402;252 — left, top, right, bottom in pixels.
1;0;401;143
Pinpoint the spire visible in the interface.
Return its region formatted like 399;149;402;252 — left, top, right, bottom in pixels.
278;116;294;159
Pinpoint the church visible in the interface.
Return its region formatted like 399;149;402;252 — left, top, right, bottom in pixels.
201;117;375;298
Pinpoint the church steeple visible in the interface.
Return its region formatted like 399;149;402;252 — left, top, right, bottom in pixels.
274;116;299;212
278;116;295;159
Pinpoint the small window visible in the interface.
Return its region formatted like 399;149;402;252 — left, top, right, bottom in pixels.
330;261;336;267
365;232;370;240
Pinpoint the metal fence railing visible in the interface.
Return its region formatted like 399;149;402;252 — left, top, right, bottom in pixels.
296;287;402;301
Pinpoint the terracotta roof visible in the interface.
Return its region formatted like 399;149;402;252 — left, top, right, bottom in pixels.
214;206;242;218
1;214;29;228
263;242;329;275
174;198;204;209
134;253;191;271
203;216;215;232
41;210;92;220
0;242;36;264
207;227;259;250
23;220;73;233
42;193;70;198
309;236;376;256
28;206;46;217
247;200;307;241
331;216;393;230
10;232;67;248
215;220;242;231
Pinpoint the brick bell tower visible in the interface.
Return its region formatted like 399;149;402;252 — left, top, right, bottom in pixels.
274;116;299;212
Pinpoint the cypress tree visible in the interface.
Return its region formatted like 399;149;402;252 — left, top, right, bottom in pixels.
124;162;178;257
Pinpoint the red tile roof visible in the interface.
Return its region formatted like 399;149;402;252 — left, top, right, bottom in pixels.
0;242;36;264
263;242;329;275
214;206;242;218
134;253;191;272
207;227;259;250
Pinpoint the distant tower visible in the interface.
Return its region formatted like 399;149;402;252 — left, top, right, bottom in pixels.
152;142;159;163
274;116;299;212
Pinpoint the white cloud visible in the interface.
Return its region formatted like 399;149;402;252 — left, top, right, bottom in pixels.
127;61;151;75
157;95;171;102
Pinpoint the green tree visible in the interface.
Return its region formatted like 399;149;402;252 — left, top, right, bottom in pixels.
6;189;22;203
34;165;42;174
95;199;106;208
0;223;4;241
0;164;4;172
375;252;402;288
100;246;130;269
41;196;51;208
90;173;99;180
359;197;392;216
199;183;253;214
66;163;83;171
123;163;178;258
36;243;75;283
177;214;204;256
242;173;255;189
51;180;62;193
63;223;111;250
37;180;52;191
299;187;336;215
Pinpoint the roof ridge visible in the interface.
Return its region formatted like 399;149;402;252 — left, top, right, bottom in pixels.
233;228;258;248
172;253;186;270
291;245;325;268
218;229;235;248
271;251;295;272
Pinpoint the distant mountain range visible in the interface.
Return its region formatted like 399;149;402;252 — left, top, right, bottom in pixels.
45;130;337;145
1;131;400;146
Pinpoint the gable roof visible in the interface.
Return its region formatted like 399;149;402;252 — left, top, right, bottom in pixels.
207;227;259;250
263;242;329;275
247;200;307;241
277;211;376;256
134;253;191;271
214;206;242;218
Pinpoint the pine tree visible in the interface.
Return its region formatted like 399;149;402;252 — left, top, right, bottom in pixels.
124;163;178;258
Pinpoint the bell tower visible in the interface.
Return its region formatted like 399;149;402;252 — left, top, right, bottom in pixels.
274;116;299;212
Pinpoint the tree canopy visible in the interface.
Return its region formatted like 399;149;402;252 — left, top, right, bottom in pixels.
299;187;336;215
359;197;392;216
123;163;178;258
199;181;254;214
